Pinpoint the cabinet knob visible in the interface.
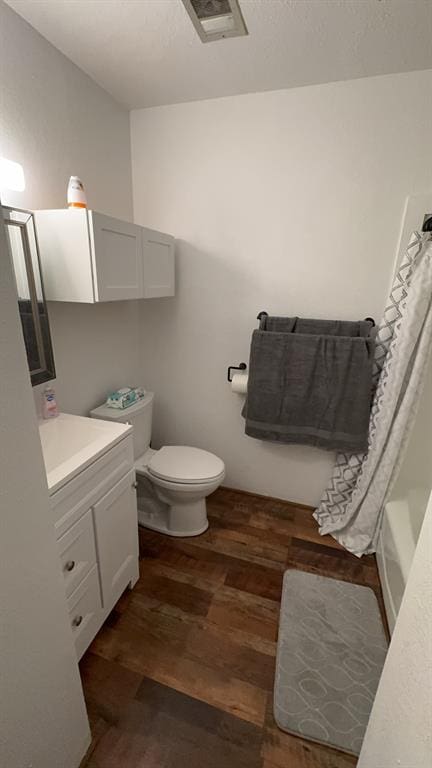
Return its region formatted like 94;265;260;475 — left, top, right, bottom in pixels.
132;481;138;489
72;615;83;628
65;560;76;572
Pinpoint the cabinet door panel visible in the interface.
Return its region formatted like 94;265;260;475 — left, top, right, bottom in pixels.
90;212;143;301
93;469;138;607
142;227;175;298
35;209;95;302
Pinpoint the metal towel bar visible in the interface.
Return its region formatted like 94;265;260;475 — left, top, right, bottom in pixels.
256;311;375;327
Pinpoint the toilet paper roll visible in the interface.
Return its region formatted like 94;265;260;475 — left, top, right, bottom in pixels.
231;373;248;394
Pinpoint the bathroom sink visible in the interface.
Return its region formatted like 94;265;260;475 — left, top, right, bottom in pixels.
39;412;132;494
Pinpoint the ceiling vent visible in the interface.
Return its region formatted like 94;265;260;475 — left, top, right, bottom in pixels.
181;0;248;43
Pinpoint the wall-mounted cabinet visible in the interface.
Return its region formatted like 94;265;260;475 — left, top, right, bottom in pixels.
34;209;175;302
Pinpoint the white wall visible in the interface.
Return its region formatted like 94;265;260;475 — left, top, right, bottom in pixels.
0;208;90;767
131;69;432;505
0;0;142;417
358;490;432;767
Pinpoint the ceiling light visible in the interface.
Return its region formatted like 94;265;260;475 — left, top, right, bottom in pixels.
181;0;248;43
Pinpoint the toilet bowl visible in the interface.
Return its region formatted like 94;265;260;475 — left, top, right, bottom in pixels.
90;393;225;537
135;446;225;536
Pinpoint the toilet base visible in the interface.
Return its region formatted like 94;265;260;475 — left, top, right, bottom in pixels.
137;494;209;537
138;511;208;537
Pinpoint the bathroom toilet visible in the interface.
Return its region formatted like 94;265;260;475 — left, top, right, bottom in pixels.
90;393;225;536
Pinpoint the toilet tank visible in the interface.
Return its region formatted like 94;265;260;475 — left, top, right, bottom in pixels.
90;392;154;460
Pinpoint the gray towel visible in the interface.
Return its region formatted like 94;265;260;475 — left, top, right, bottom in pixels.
260;315;372;337
243;321;375;452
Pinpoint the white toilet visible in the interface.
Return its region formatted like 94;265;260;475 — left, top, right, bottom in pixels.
90;392;225;537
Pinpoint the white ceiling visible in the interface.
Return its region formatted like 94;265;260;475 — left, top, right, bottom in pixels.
6;0;432;109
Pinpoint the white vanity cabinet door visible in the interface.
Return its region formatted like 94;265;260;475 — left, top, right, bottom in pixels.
142;227;175;298
93;469;139;608
89;212;143;301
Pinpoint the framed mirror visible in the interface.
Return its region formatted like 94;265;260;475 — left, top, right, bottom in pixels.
3;206;56;386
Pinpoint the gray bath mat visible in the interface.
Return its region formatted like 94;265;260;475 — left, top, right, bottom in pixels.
274;570;388;755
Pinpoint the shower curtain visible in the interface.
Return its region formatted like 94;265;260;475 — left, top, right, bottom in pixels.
314;232;432;557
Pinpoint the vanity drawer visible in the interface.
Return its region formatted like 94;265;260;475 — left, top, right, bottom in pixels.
67;565;102;660
57;509;97;598
51;435;134;538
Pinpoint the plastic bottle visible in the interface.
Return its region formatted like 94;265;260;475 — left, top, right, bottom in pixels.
42;385;59;419
67;176;87;209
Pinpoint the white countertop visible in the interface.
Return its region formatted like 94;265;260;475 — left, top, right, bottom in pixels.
39;412;133;495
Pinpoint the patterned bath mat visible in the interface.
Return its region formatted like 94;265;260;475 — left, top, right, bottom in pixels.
274;570;388;755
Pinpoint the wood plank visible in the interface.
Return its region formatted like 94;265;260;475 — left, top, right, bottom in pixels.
139;558;220;593
136;676;263;750
208;585;280;642
134;568;212;616
185;622;276;691
290;537;377;569
80;652;142;725
225;561;284;602
285;538;379;588
190;524;288;568
248;509;345;550
139;535;231;584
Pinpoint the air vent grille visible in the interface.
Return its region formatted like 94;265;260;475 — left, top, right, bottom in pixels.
190;0;231;19
182;0;248;43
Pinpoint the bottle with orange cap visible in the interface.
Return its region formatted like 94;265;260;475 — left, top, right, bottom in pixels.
67;176;87;209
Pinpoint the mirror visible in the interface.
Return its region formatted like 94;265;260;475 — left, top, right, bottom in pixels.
3;207;56;386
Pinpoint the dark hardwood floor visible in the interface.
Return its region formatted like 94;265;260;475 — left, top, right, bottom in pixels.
80;487;384;767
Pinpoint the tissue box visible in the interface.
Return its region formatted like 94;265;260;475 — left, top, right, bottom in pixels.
106;386;146;409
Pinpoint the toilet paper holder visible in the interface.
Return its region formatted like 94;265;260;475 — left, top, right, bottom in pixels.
227;362;247;382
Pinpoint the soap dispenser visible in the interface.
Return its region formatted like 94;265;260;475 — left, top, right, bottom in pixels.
42;385;59;419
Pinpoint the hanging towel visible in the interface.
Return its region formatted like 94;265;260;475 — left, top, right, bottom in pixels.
243;319;375;452
259;315;373;337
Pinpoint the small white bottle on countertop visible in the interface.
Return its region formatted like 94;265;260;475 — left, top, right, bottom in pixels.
42;385;59;419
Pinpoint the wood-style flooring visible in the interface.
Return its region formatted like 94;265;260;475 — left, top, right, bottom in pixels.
80;487;384;768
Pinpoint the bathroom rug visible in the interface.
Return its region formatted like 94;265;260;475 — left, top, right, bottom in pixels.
274;569;388;755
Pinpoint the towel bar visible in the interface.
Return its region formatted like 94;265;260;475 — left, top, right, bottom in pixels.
257;311;375;327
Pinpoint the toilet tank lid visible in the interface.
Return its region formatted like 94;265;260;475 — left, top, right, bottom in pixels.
148;446;225;484
90;392;154;422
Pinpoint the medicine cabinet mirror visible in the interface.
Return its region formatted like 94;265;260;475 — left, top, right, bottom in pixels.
3;206;56;386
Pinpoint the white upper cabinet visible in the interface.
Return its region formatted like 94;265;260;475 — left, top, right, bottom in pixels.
34;209;175;303
142;227;175;298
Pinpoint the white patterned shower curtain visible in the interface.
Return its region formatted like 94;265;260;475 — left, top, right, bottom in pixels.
314;232;432;557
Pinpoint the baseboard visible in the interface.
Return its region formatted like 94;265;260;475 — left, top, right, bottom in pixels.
218;485;315;512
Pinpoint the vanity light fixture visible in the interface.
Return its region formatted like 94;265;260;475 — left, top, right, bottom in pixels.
0;157;26;192
181;0;248;43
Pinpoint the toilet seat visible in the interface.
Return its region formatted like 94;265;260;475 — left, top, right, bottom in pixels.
147;445;225;485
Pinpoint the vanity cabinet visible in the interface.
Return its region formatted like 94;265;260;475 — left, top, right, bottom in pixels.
34;209;175;303
50;433;139;660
